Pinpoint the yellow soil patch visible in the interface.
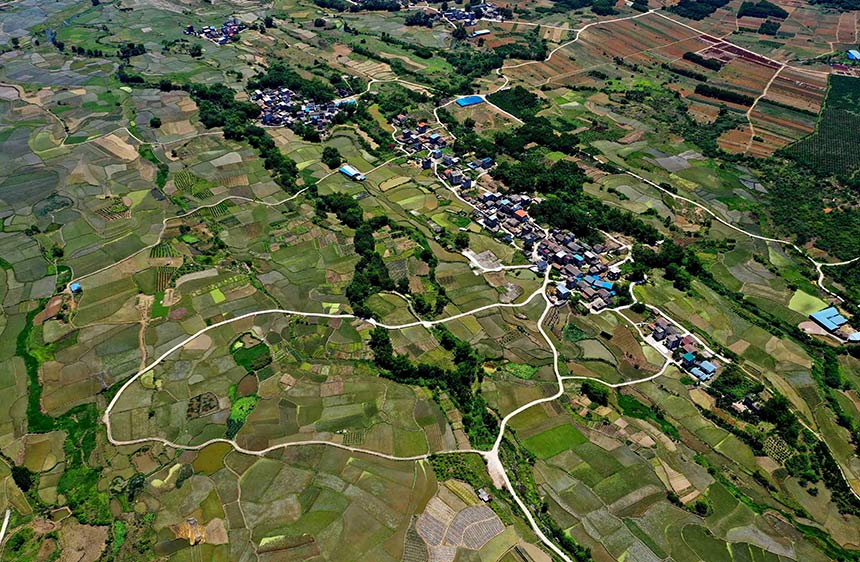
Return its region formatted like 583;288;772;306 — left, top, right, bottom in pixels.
59;520;108;562
379;176;410;192
219;173;249;187
765;336;812;368
161;119;195;136
204;519;229;545
185;333;212;351
0;85;19;100
94;133;138;161
659;458;693;494
69;160;101;186
756;456;781;475
176;97;198;112
689;388;716;410
728;339;750;355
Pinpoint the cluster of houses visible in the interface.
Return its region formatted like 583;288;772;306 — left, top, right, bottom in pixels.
252;88;349;132
435;155;494;188
183;18;245;46
648;317;720;382
442;2;509;26
393;116;452;154
535;231;624;311
466;191;626;310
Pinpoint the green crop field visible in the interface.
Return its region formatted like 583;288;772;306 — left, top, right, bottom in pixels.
523;424;588;459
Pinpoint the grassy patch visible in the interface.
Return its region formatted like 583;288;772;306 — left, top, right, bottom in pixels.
563;323;588;343
501;362;538;380
231;341;272;373
787;289;827;315
618;394;681;440
151;292;169;319
523;424;587;459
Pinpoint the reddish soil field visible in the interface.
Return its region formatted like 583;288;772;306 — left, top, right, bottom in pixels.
717;127;752;154
716;57;779;97
764;67;826;113
687;101;721;124
836;12;858;43
651;36;712;62
786;6;841;45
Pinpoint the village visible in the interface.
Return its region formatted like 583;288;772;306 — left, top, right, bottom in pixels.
645;316;721;382
441;2;511;26
399;110;732;385
251;88;350;132
388;105;636;314
183;18;246;46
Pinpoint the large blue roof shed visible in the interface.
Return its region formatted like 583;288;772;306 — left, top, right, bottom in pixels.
810;306;848;332
848;49;860;60
456;95;484;107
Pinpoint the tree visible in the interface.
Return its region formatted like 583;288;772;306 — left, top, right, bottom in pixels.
405;11;433;27
413;294;431;314
692;500;710;516
264;15;275;27
11;37;19;49
149;116;162;128
314;18;326;27
581;380;609;406
321;146;343;169
454;231;469;250
452;25;468;40
189;44;203;57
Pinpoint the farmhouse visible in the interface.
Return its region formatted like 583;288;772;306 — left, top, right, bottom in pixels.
456;95;484;107
809;306;860;341
811;306;847;332
339;164;366;181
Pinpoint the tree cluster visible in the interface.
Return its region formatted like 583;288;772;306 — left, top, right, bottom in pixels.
737;0;787;18
117;42;146;60
247;62;336;102
405;11;434;26
494;153;661;244
351;0;401;11
321;146;343;169
486;86;543;120
368;326;499;448
493;28;548;61
682;51;724;71
669;0;731;20
315;194;395;317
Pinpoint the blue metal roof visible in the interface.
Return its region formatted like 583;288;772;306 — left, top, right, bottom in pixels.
811;306;848;332
700;361;717;374
682;352;696;362
849;49;860;60
456;95;484;107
